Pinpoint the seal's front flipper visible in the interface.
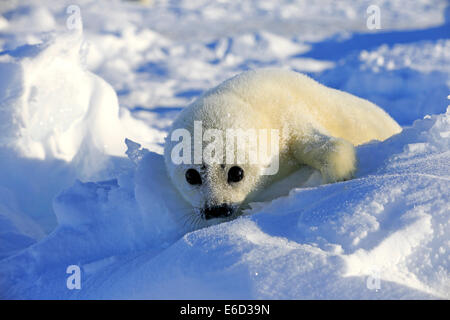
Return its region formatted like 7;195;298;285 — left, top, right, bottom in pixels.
291;130;356;183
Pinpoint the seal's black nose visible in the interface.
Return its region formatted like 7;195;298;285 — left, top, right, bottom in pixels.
203;204;233;219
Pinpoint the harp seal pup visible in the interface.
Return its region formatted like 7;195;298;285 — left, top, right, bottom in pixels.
163;68;401;224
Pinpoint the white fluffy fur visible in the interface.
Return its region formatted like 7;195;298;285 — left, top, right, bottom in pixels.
164;68;401;222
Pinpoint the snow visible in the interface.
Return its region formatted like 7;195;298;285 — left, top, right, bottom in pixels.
0;0;449;299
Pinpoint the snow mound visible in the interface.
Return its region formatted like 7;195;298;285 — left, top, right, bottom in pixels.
0;29;162;173
0;27;164;235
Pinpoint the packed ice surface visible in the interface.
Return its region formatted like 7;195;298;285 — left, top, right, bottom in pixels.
0;0;449;299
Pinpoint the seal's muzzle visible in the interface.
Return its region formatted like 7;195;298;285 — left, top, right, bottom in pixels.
202;204;233;219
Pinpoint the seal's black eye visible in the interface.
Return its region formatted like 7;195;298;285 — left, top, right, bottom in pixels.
228;166;244;183
186;169;202;185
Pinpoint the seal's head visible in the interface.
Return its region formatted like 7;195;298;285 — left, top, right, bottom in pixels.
165;161;263;222
163;83;279;225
